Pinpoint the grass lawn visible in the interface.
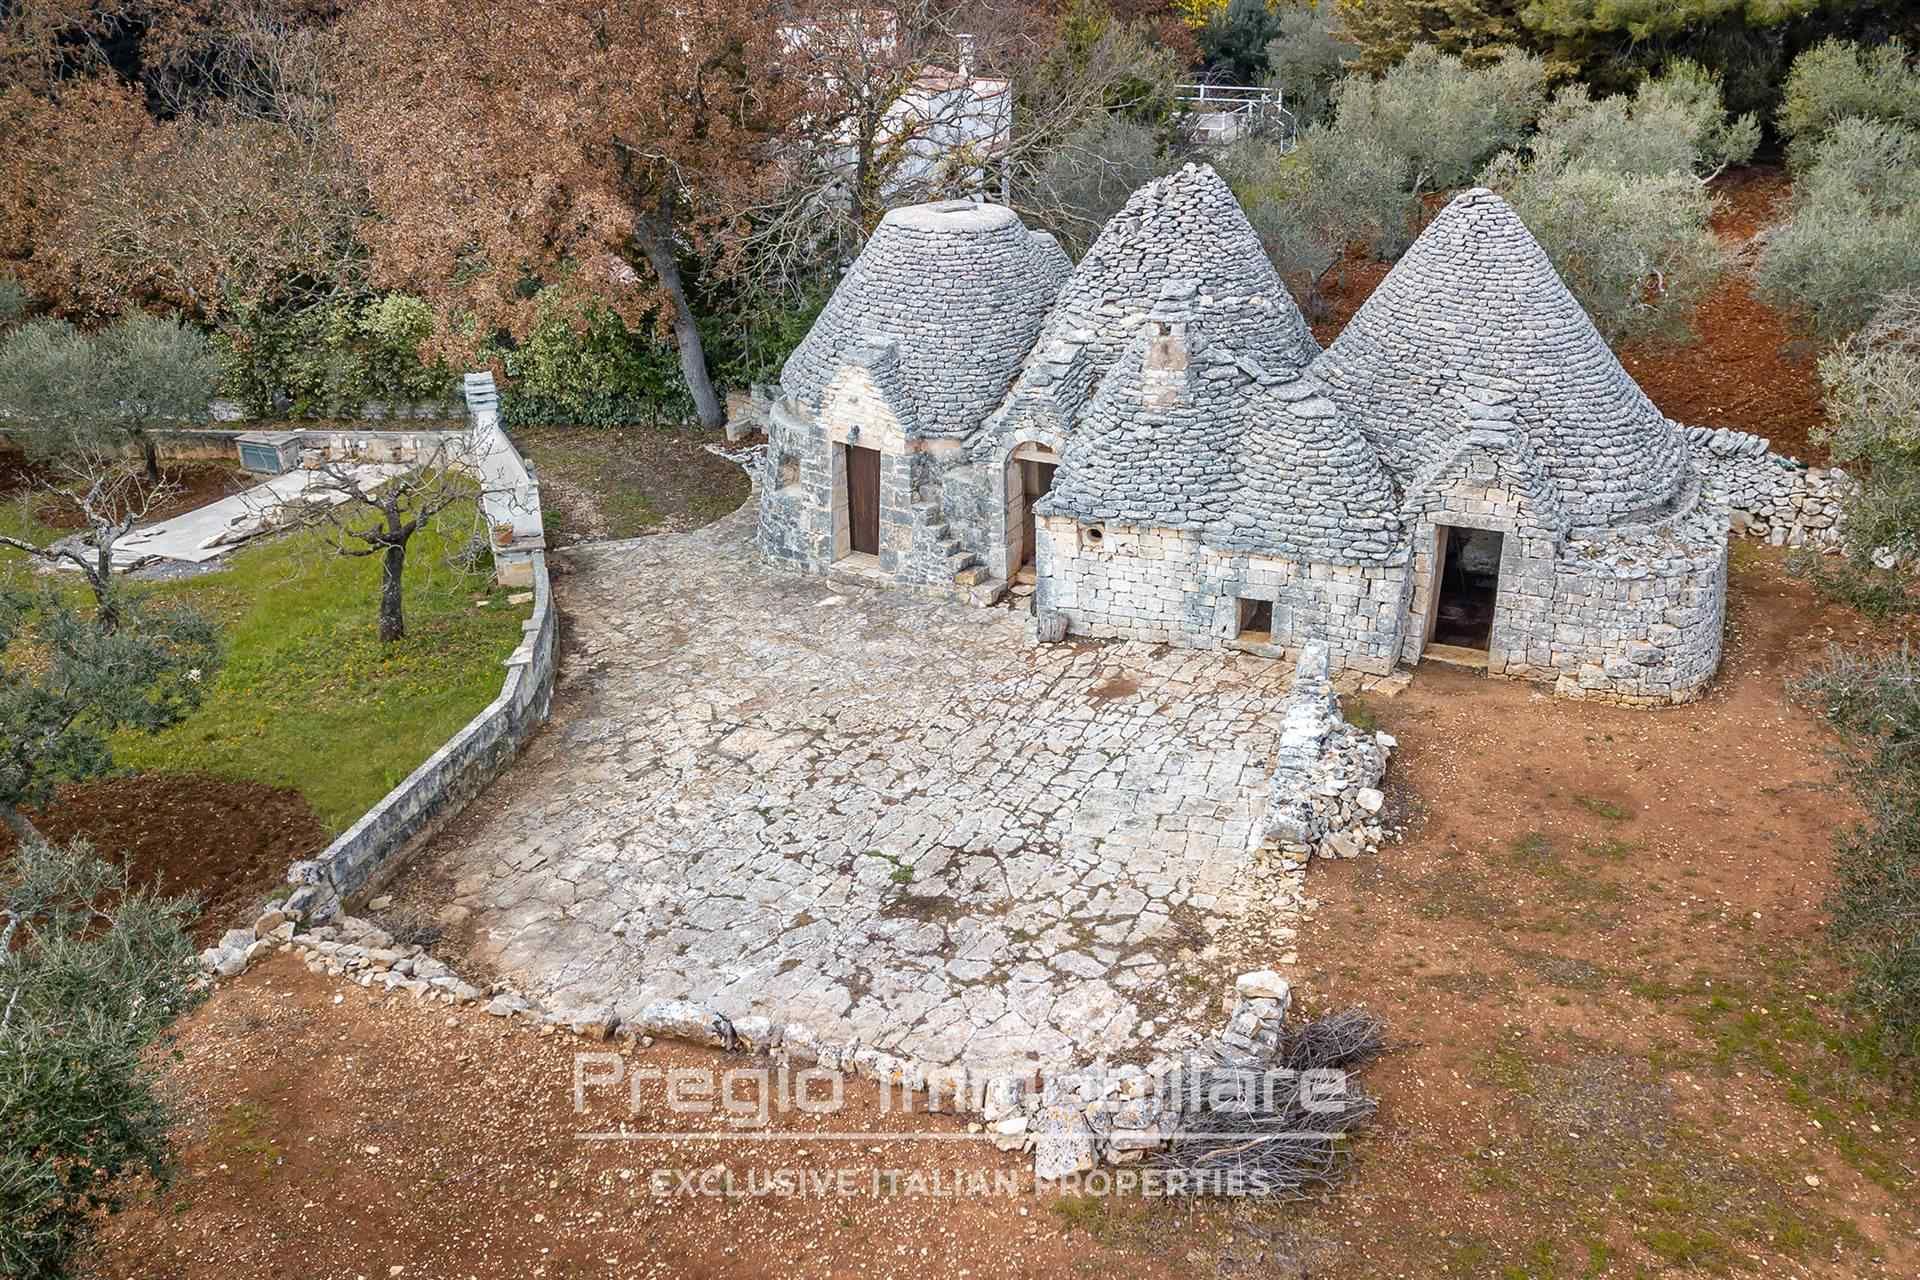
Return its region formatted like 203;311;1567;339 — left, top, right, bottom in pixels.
509;425;749;545
4;489;530;834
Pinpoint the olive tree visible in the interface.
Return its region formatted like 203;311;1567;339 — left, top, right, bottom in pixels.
0;314;218;483
1329;45;1548;195
1219;128;1417;318
1778;37;1920;171
1480;62;1750;344
1756;118;1920;340
0;590;219;843
284;437;489;643
1262;3;1358;126
1796;291;1920;610
1;838;206;1280
1024;116;1179;255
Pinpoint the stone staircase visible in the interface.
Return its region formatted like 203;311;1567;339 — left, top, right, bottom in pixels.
924;512;1007;607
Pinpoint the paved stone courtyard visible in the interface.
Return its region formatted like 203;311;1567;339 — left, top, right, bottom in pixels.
418;508;1311;1070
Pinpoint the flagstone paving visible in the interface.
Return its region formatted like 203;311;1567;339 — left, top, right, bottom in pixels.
416;507;1310;1071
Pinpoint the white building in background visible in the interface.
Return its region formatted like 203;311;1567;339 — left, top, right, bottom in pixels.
781;12;1011;206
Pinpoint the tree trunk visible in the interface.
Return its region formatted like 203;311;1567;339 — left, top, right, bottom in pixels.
379;541;406;643
635;225;725;431
1;802;44;847
92;539;119;633
141;434;160;484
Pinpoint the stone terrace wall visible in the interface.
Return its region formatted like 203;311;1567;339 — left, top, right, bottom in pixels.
1035;516;1409;673
1683;426;1851;550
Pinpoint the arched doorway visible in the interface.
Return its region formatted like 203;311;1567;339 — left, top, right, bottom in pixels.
1003;441;1060;584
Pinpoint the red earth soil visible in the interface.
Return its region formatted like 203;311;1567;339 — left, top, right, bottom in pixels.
1308;166;1827;463
0;774;330;945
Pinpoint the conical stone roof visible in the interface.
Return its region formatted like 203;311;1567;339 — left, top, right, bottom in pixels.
1208;373;1404;564
1042;284;1251;531
779;200;1069;439
1006;163;1320;421
1312;187;1693;528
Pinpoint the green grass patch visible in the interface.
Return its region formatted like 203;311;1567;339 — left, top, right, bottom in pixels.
109;500;528;831
1571;795;1631;821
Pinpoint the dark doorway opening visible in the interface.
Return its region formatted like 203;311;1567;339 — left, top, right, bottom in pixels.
1432;526;1502;650
1237;596;1273;641
1017;457;1058;577
845;444;881;557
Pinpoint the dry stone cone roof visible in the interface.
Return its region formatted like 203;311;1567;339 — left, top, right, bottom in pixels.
1312;187;1693;528
1209;372;1404;565
1017;163;1320;400
779;200;1070;439
1042;283;1251;532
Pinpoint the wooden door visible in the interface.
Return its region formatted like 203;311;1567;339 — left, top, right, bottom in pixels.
846;445;881;556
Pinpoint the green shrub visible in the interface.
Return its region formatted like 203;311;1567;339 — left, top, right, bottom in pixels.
496;285;824;429
1525;61;1759;181
1263;3;1357;126
0;838;207;1280
1331;45;1548;193
1756;119;1920;339
215;292;454;418
1490;164;1727;345
1478;61;1748;345
499;295;695;428
705;289;829;393
1792;292;1920;610
1778;37;1920;171
1794;644;1920;1057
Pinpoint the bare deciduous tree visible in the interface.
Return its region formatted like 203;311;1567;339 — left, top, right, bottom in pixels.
337;0;803;430
279;437;490;643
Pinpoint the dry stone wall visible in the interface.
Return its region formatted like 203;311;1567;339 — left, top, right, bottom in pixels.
1684;426;1851;550
1252;644;1395;860
1547;505;1729;704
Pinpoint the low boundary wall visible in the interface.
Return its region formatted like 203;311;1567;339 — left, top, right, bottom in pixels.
283;544;555;920
262;396;557;922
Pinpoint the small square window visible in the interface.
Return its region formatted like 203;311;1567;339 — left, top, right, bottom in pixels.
1237;597;1273;640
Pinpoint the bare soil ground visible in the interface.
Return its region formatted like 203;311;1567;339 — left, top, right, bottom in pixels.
0;774;330;946
85;954;1232;1280
82;545;1920;1278
1310;166;1828;463
509;425;753;546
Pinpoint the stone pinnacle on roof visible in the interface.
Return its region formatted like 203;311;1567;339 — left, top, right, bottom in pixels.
1311;187;1694;529
1041;281;1253;531
779;200;1071;439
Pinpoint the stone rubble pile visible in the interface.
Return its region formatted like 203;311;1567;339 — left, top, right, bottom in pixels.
1252;642;1394;861
1683;425;1852;551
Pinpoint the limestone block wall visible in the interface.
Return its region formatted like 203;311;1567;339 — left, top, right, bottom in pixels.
1683;426;1851;550
755;400;836;574
1398;443;1565;675
756;396;982;592
1035;516;1410;674
1543;508;1729;705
